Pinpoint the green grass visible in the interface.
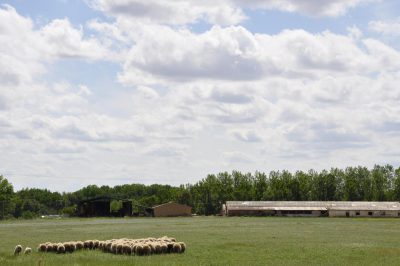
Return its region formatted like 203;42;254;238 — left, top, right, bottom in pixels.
1;217;400;265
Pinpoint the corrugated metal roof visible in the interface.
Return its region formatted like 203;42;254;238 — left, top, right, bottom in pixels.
152;202;191;209
227;206;327;211
225;201;400;211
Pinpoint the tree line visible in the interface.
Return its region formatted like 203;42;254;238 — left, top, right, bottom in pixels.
1;164;400;219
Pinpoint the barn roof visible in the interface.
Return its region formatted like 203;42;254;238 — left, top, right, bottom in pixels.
225;201;400;211
152;202;191;209
79;195;131;204
328;201;400;211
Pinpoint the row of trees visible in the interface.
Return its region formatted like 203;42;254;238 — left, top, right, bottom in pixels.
1;165;400;219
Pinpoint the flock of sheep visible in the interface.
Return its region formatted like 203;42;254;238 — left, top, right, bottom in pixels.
15;236;186;257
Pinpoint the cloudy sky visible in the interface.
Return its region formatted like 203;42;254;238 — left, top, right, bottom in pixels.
1;0;400;191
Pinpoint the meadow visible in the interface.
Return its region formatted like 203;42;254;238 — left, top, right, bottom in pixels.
1;216;400;265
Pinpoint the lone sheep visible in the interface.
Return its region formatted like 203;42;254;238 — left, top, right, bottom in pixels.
14;245;23;256
24;247;32;254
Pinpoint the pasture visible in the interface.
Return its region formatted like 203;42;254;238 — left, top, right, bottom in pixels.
1;216;400;265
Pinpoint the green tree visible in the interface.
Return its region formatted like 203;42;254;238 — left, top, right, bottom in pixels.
0;175;14;219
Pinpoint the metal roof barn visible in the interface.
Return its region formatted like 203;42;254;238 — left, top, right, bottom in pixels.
224;201;400;217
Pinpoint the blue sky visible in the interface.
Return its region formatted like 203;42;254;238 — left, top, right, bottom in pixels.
0;0;400;191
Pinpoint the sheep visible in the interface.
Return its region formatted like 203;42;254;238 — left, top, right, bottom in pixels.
34;236;185;257
45;244;54;252
14;245;23;256
76;241;84;250
167;242;174;253
149;243;156;253
64;242;71;253
65;242;76;253
160;243;168;253
154;243;162;254
172;243;182;253
179;242;186;253
24;247;32;255
57;244;66;254
135;245;143;256
111;243;118;254
38;243;47;252
93;240;100;249
123;244;132;255
142;244;152;256
105;242;113;253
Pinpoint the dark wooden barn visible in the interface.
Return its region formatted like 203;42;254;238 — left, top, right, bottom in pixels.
78;196;133;217
78;196;112;217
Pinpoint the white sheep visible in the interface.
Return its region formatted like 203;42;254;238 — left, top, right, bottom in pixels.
14;245;23;255
24;247;32;254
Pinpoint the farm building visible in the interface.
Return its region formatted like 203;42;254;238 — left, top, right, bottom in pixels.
328;202;400;217
148;202;192;217
78;196;133;217
78;196;112;217
223;201;400;217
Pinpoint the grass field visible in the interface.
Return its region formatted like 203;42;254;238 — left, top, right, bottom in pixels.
1;216;400;265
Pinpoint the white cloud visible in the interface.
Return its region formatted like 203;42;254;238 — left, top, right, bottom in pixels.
40;18;111;60
116;25;399;86
0;4;112;85
369;19;400;36
88;0;245;25
233;0;377;17
87;0;376;27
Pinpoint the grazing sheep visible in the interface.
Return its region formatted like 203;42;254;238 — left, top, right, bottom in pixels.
111;243;118;254
57;244;66;254
149;243;156;253
76;241;84;250
154;243;161;254
93;240;100;249
14;245;23;256
64;242;71;253
105;242;113;253
35;236;185;257
38;243;47;252
160;243;168;253
142;244;152;256
24;247;32;254
45;244;53;252
125;245;133;255
167;243;174;253
179;242;186;253
135;245;143;256
116;243;123;254
172;243;182;253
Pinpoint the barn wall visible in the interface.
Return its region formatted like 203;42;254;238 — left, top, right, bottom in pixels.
227;210;322;217
153;203;192;217
329;210;400;217
227;210;276;216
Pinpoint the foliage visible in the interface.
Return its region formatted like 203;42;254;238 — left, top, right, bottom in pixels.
1;164;400;219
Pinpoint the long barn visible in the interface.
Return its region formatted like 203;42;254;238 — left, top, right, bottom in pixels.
223;201;400;217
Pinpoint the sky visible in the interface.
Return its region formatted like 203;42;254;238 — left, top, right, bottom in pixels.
1;0;400;191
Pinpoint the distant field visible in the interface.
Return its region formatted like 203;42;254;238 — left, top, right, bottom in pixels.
1;217;400;265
